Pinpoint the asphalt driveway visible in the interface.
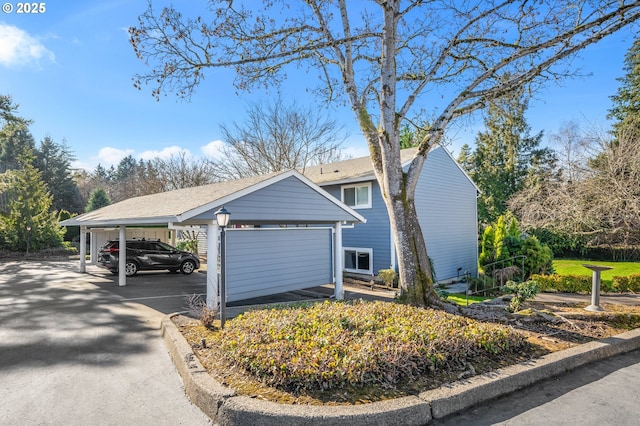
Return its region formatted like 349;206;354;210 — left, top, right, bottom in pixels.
0;260;212;425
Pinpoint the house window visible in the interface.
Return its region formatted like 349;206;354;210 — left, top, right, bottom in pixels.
341;182;371;209
343;247;373;274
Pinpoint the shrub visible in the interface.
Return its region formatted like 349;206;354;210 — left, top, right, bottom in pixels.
530;274;612;293
612;274;640;293
217;300;528;392
479;214;554;279
186;294;218;329
177;239;199;254
501;280;540;312
377;269;397;288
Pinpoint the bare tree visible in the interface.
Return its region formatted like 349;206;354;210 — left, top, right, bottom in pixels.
130;1;640;308
548;121;598;182
511;124;640;246
146;151;219;192
207;98;348;180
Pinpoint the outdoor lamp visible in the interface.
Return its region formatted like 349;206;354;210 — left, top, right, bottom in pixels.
214;206;230;328
214;207;231;228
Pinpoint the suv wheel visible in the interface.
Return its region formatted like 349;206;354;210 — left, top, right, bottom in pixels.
180;260;196;275
125;261;139;277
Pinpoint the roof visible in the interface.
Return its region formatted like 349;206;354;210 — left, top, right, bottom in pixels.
302;148;418;185
60;170;365;228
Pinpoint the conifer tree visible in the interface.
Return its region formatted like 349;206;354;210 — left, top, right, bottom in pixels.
609;37;640;131
0;150;63;251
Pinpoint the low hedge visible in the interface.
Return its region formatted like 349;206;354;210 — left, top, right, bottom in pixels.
612;274;640;293
532;273;640;293
530;274;610;293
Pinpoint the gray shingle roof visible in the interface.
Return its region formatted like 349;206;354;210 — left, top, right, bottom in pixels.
61;171;284;226
302;148;418;184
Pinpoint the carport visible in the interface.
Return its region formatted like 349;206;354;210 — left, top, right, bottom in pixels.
59;170;365;309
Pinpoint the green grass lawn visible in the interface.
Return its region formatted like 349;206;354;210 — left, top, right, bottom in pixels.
446;294;494;306
553;259;640;280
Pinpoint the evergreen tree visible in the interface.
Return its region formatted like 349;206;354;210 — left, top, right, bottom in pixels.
0;96;33;173
85;188;111;212
35;136;83;213
0;150;64;251
461;88;553;225
0;127;36;172
609;37;640;131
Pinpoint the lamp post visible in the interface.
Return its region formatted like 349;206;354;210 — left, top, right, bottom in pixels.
214;207;231;328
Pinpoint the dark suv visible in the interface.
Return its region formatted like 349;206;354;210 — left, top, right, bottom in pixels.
98;239;200;277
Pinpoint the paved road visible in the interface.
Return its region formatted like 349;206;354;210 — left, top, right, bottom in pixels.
0;261;212;425
432;348;640;425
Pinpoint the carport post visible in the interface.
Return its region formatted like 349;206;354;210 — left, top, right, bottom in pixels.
206;222;219;310
118;225;126;287
79;226;87;273
334;221;344;300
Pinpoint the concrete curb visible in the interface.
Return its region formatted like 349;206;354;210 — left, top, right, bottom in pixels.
161;315;640;425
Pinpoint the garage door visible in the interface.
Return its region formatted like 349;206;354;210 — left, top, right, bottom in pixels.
225;228;333;303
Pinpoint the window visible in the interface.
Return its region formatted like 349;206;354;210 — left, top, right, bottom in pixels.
341;182;371;209
343;247;373;274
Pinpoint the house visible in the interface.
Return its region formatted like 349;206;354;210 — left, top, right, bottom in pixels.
59;170;365;305
303;146;480;282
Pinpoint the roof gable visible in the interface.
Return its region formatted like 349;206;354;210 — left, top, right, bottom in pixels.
303;146;478;193
60;170;365;228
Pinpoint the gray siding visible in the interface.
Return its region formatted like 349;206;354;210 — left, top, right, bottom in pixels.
319;146;478;281
415;147;479;280
225;228;333;302
323;182;392;275
192;176;357;223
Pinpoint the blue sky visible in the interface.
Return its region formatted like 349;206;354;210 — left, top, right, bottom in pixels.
0;1;637;171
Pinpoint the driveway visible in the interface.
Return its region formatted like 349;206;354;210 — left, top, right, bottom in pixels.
0;260;212;425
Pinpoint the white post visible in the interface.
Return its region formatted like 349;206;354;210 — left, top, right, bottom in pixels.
89;230;97;264
206;222;219;310
79;226;87;273
334;221;344;300
118;225;126;287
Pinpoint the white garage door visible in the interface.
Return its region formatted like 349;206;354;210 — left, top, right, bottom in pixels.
225;228;333;303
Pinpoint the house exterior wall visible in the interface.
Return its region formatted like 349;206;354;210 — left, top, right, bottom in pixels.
225;227;333;302
191;176;357;224
415;147;479;281
318;146;478;281
322;182;391;276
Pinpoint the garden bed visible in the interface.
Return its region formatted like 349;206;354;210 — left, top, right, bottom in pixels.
175;298;640;406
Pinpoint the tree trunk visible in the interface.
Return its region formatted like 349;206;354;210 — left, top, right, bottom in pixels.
386;175;456;311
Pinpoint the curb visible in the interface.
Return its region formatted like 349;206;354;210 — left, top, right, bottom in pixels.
161;315;640;425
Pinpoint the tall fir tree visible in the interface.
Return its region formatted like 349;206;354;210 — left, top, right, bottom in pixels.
35;136;83;213
458;88;553;225
609;37;640;131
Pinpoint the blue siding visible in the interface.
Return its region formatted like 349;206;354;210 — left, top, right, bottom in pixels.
415;147;479;280
319;146;478;281
323;182;392;275
192;176;357;223
225;228;333;302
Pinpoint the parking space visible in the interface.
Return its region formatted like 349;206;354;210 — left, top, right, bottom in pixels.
83;264;395;319
85;265;207;315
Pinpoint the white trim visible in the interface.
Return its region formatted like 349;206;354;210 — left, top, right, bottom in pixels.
334;221;344;300
343;247;373;275
341;182;372;209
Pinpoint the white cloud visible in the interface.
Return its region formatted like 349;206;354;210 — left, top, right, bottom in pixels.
97;147;135;165
0;23;55;68
139;146;191;161
201;140;227;159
